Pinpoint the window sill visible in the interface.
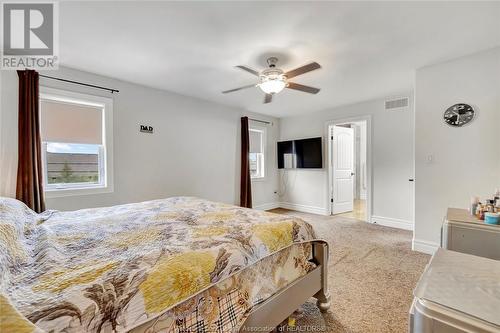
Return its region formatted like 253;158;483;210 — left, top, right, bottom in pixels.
44;185;113;198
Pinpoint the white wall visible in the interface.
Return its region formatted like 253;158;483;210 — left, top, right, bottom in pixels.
359;121;367;200
0;67;279;211
414;47;500;254
350;121;367;200
278;95;415;228
0;71;18;197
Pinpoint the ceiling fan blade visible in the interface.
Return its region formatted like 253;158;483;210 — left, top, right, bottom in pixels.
236;65;260;76
264;93;273;104
222;84;256;94
286;82;320;94
285;62;321;79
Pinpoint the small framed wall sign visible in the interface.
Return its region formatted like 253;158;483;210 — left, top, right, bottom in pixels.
140;125;154;134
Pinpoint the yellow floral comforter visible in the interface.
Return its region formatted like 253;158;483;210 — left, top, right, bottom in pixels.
0;197;317;333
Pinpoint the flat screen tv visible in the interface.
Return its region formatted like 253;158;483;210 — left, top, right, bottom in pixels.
277;137;322;169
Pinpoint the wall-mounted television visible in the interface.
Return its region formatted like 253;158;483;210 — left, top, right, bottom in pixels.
277;137;323;169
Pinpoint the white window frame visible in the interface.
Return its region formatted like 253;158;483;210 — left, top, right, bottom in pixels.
249;125;266;181
40;87;114;198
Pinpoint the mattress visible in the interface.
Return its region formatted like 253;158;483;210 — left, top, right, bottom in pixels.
0;196;319;333
129;242;315;333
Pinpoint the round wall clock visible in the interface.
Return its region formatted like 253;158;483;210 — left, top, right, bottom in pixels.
443;103;475;127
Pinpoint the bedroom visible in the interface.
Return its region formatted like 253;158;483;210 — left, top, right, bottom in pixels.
0;1;499;333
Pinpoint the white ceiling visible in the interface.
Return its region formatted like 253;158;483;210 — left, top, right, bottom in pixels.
59;1;500;117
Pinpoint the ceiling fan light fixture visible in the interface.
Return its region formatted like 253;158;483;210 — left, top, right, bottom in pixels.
258;76;286;94
223;58;321;103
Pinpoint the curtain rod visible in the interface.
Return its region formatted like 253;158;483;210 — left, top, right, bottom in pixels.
249;118;272;125
39;74;119;94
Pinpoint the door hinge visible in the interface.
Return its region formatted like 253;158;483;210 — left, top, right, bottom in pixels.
331;136;333;140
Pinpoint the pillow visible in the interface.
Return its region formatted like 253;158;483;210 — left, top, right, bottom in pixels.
0;197;37;291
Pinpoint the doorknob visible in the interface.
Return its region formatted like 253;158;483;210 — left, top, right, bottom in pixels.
351;172;355;176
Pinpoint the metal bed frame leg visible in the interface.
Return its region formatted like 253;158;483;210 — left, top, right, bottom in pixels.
313;242;331;312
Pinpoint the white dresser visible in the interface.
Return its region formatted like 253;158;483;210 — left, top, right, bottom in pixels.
442;208;500;260
409;249;500;333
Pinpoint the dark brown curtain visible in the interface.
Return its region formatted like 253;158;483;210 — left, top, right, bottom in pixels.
16;70;45;213
240;117;252;208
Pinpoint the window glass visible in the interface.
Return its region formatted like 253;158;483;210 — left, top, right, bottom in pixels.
249;128;265;179
45;143;102;186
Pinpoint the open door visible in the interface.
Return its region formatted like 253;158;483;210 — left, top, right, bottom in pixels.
331;125;354;214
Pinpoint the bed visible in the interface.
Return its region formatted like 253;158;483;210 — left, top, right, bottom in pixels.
0;196;330;333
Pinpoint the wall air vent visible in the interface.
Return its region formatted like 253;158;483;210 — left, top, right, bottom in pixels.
385;97;409;111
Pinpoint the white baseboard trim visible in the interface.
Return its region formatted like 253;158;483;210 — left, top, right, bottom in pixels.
253;202;280;211
371;215;413;231
253;201;328;215
412;238;439;255
278;202;329;216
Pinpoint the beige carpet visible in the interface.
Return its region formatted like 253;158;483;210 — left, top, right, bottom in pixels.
269;208;430;333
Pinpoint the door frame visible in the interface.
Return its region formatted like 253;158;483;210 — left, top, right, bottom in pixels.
325;115;372;223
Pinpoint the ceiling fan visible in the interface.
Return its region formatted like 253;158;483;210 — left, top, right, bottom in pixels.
222;57;321;104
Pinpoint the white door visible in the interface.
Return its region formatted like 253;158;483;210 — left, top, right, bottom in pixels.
331;125;354;214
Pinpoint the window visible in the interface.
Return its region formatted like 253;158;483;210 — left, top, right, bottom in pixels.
40;88;113;197
249;127;265;179
43;142;102;186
